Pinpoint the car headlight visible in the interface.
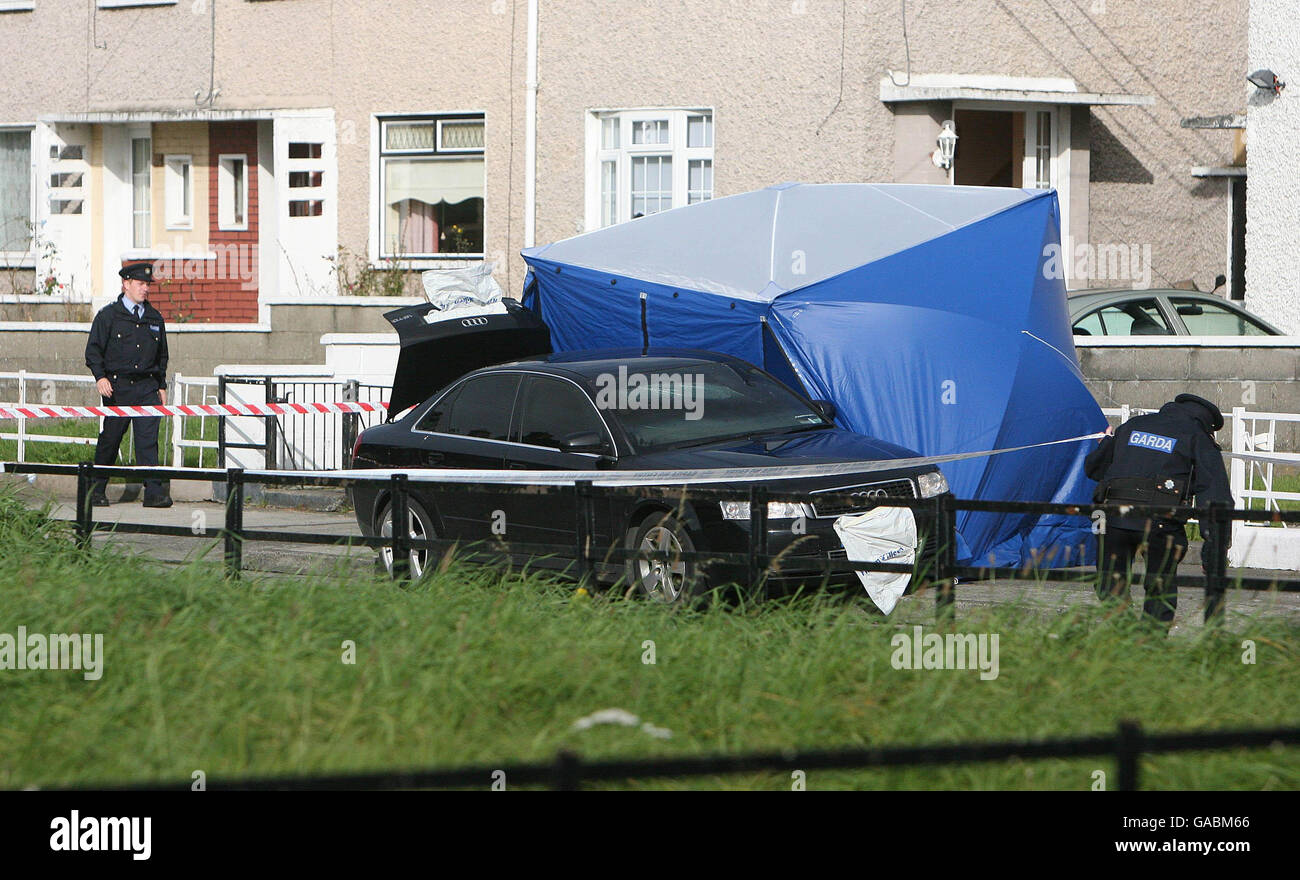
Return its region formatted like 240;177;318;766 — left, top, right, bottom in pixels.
719;501;808;520
917;470;949;498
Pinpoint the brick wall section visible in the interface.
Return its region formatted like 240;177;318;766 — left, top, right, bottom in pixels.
144;121;260;323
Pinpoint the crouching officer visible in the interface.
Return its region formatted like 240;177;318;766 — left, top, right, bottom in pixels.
1085;393;1231;626
84;262;171;507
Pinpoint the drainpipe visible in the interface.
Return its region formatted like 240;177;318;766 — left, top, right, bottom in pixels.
524;0;538;248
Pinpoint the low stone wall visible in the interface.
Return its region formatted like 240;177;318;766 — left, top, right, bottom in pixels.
1076;339;1300;446
0;299;416;380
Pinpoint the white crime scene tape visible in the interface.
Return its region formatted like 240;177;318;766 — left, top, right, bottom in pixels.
0;401;387;420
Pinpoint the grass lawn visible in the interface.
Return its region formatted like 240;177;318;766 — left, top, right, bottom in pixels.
1;487;1297;790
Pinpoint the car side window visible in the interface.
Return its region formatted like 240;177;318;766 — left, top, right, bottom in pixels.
1073;310;1105;337
1095;300;1172;335
515;377;609;452
414;386;460;433
1170;298;1272;336
443;374;520;440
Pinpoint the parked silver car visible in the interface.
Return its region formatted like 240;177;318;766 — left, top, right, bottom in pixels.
1068;289;1282;337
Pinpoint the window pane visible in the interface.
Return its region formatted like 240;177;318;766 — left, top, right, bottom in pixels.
631;119;669;145
440;120;485;151
1171;298;1272;336
601;117;619;150
600;160;617;227
687;114;712;148
688;159;712;204
1097;300;1171;335
445;375;519;441
181;162;191;218
383;158;485;256
517;378;606;450
0;129;32;251
1034;112;1051;189
416;387;460;432
232;158;245;225
631;156;671;217
132;137;151;248
1072;311;1104;337
288;142;324;159
385;122;435;151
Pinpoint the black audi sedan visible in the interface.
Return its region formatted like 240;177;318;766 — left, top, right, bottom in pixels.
351;346;949;602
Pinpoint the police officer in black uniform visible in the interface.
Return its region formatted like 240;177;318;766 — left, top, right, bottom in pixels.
85;262;171;507
1085;393;1232;626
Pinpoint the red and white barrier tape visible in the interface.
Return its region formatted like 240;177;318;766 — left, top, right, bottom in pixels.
0;400;388;420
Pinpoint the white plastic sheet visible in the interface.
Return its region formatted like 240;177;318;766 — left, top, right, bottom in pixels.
421;262;504;311
833;506;917;615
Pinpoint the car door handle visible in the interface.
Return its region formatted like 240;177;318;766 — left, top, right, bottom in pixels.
423;451;445;466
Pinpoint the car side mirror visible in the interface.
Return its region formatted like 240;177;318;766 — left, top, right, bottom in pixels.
1211;274;1227;294
558;431;606;454
813;399;837;421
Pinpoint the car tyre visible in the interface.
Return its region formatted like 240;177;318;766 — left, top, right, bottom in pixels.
627;512;705;603
376;497;438;579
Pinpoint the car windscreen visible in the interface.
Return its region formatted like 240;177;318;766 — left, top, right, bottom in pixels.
603;361;832;451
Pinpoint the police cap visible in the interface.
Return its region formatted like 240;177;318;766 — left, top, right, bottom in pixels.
118;262;153;282
1174;393;1224;431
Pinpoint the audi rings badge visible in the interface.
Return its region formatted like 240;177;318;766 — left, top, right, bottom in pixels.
849;487;890;499
460;317;490;328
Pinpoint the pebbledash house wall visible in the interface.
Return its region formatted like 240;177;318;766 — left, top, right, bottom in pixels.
146;122;259;324
1244;0;1300;333
0;1;1250;338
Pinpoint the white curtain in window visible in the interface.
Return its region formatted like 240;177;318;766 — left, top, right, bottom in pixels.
385;158;483;208
0;130;31;251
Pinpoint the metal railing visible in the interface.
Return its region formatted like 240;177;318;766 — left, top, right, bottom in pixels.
49;720;1300;791
217;375;390;471
6;461;1300;616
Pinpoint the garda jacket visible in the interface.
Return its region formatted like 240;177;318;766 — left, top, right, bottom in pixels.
85;296;168;386
1085;397;1232;561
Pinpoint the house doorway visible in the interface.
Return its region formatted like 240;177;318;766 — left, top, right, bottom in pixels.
953;109;1024;187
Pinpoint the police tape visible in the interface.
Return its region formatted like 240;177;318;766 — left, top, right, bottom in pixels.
0;401;388;420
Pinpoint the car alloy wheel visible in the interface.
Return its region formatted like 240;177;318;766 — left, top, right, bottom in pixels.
377;498;437;579
631;513;700;602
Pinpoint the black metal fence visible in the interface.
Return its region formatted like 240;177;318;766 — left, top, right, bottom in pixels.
47;719;1300;791
6;461;1300;622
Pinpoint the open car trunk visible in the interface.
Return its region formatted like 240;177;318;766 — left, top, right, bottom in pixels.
383;299;553;418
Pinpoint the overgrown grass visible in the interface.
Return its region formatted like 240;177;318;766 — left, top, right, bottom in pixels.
0;486;1296;790
0;416;217;467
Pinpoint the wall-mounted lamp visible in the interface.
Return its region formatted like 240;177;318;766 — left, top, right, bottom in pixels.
933;119;958;170
1247;68;1286;95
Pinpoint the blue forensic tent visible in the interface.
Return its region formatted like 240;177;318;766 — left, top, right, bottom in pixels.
521;183;1106;566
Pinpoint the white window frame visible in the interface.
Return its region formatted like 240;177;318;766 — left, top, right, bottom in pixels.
163;154;193;230
0;2;37;13
371;111;486;265
0;125;35;267
217;153;248;231
585;108;714;231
